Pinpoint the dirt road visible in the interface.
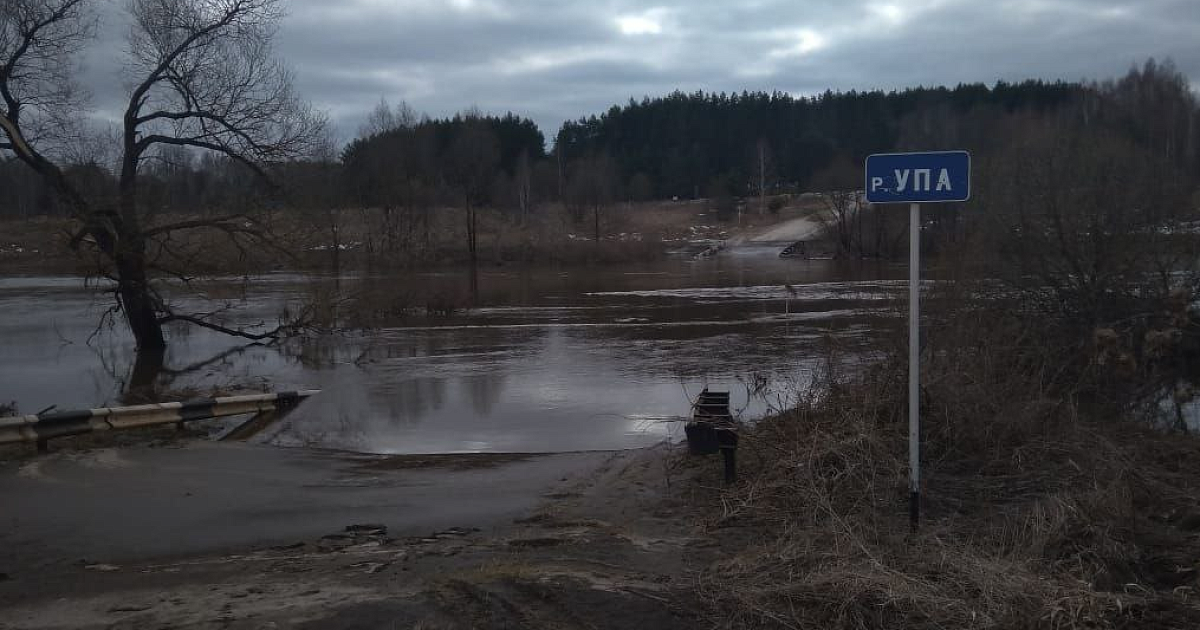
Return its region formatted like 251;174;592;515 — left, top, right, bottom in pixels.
742;213;825;243
0;442;613;570
0;442;721;629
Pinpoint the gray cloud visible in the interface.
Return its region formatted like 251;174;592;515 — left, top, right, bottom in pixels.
72;0;1200;143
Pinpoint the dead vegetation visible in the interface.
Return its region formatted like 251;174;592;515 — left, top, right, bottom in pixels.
0;195;817;274
694;117;1200;628
696;281;1200;629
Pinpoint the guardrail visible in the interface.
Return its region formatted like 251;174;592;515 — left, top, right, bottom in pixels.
0;390;319;451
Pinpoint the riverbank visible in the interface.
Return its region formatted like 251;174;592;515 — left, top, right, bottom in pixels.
0;440;724;629
689;335;1200;629
0;196;826;274
6;389;1200;629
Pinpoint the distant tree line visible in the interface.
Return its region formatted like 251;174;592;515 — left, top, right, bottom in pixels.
554;80;1081;200
5;57;1199;269
7;62;1196;231
338;107;548;266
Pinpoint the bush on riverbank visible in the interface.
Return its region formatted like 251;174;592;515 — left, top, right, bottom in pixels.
698;275;1200;629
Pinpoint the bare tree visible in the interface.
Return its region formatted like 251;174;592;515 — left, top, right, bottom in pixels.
287;138;343;274
447;115;498;268
753;137;774;215
0;0;94;211
342;112;439;264
358;96;416;139
810;154;862;258
566;152;616;242
979;128;1195;329
1;0;325;351
514;147;531;226
1103;59;1198;173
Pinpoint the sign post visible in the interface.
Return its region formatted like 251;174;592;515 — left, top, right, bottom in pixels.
908;201;920;531
864;151;970;532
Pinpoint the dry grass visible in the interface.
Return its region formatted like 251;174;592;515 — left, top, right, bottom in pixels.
695;295;1200;629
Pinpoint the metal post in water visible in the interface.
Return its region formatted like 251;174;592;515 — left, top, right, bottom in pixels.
909;202;921;532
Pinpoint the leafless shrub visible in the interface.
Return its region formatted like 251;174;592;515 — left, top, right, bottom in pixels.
696;276;1200;629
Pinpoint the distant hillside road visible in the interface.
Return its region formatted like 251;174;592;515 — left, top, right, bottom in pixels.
747;214;826;243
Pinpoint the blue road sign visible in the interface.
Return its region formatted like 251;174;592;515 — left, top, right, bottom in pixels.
864;151;970;204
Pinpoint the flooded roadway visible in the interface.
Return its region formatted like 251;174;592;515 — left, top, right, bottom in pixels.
0;246;903;454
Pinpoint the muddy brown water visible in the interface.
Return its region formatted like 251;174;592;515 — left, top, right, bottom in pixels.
0;246;904;454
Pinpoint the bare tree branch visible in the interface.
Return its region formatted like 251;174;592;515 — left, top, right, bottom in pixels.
1;0;93;166
0;1;94;224
157;306;313;342
123;0;325;181
137;133;272;181
123;0;256;120
142;212;250;236
143;212;299;263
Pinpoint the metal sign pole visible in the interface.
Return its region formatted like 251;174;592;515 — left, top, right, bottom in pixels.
865;151;969;533
908;202;920;532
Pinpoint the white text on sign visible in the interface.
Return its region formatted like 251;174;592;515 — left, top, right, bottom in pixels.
863;151;970;204
870;168;954;194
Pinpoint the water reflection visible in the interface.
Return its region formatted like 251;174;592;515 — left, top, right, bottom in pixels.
465;372;506;417
379;377;447;425
0;255;902;453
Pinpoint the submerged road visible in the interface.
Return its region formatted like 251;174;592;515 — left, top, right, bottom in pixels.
0;442;615;573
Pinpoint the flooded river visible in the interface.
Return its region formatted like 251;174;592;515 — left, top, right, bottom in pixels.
0;246;903;453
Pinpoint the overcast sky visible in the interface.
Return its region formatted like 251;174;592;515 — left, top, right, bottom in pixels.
82;0;1200;143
